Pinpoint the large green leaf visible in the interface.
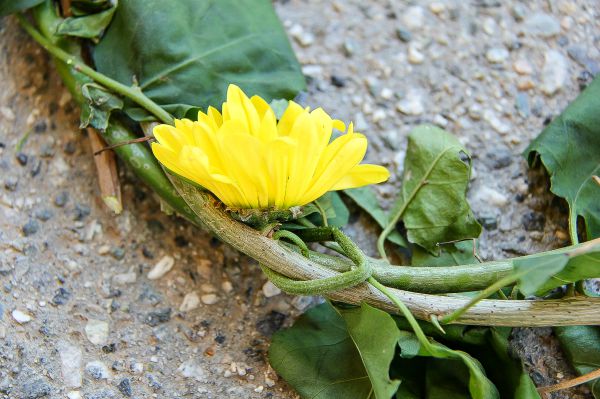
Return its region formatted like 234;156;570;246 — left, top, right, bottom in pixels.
269;302;398;399
555;326;600;398
525;76;600;241
513;240;600;295
0;0;44;16
392;125;481;253
93;0;306;120
344;187;407;247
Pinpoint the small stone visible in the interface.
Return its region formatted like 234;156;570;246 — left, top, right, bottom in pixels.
478;214;498;230
0;106;15;121
22;219;39;236
34;208;53;221
468;103;482;120
110;247;125;260
131;362;144;374
522;211;546;231
112;272;136;285
342;38;357;57
513;59;533;75
515;92;530;117
20;378;52;399
54;191;69;207
517;78;536;91
117;378;132;397
179;292;200;312
4;176;18;191
483;109;510;134
12;309;32;324
541;50;567;96
16;152;28;166
58;341;82;388
51;287;71;306
396;90;424;116
482;17;497;35
85;361;111;380
474;186;508;207
402;6;424;29
221;280;233;294
178;360;207;381
395;27;412;42
201;294;219;305
511;4;526;21
73;203;90;221
67;391;82;399
429;2;444;14
380;88;394;100
486;47;509;63
256;311;286;337
85;319;109;345
145;308;171;326
148;255;175;280
262;281;281;298
407;43;424;64
330;75;346;88
524;13;561;37
289;24;314;47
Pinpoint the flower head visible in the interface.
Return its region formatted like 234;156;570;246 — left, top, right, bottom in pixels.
151;84;389;210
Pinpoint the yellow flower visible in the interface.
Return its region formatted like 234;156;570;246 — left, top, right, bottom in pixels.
151;84;389;210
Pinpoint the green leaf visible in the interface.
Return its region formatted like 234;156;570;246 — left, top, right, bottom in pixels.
344;187;407;247
412;241;479;267
0;0;44;16
392;125;482;253
79;83;123;130
93;0;306;120
525;76;600;241
513;240;600;295
555;326;600;398
269;302;397;399
56;1;117;41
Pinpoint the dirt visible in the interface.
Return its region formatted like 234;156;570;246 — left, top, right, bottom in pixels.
1;1;599;398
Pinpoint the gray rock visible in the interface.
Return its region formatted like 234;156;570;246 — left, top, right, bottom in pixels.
144;308;171;326
4;176;17;191
117;378;132;397
515;92;530;117
567;45;600;75
21;377;52;399
85;361;111;380
395;27;412;42
58;341;82;388
54;191;68;207
524;13;561;37
34;208;53;221
22;220;39;236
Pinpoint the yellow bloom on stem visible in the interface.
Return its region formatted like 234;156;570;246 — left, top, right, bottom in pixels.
151;84;389;210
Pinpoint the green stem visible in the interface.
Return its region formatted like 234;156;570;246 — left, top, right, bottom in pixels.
16;14;174;125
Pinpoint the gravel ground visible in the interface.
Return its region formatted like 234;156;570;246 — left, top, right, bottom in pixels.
1;1;599;398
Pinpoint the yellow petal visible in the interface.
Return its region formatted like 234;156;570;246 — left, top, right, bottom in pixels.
330;164;390;190
277;101;306;136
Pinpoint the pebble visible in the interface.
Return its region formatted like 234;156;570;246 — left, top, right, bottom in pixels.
407;43;424;64
513;59;533;75
34;208;53;221
482;17;497;35
178;360;207;381
402;6;424;29
567;45;600;75
289;24;314;47
16;152;28;166
20;378;52;399
145;308;171;326
22;220;39;236
524;13;561;37
85;319;109;345
148;255;175;280
201;294;219;305
85;361;111;380
486;47;509;63
483;109;510;134
429;2;445;14
58;341;82;388
179;292;200;312
342;38;357;57
221;280;233;294
395;27;412;42
256;311;286;337
67;391;82;399
515;92;530;117
262;281;281;298
4;176;17;191
474;186;508;207
117;378;132;397
51;287;71;305
112;271;137;285
131;362;144;374
12;309;32;324
541;50;567;96
0;106;15;121
396;90;424;116
54;191;69;207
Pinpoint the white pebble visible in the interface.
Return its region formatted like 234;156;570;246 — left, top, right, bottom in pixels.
112;271;137;285
12;309;32;324
407;43;424;64
178;359;207;381
486;47;509;63
148;255;175;280
67;391;82;399
0;107;15;121
85;319;109;345
262;281;282;298
221;280;233;294
402;6;424;29
131;362;144;375
513;59;533;75
85;360;111;380
541;50;567;96
201;294;219;305
396;90;424;116
59;341;82;388
474;186;508;207
179;292;201;312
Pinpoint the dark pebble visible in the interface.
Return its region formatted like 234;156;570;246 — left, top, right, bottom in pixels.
73;203;91;221
34;121;47;133
20;377;52;399
117;378;132;397
34;208;53;222
22;220;39;236
4;176;18;191
395;27;412;42
102;343;117;353
256;311;286;337
522;211;546;231
51;287;71;306
141;247;154;259
54;191;69;207
330;75;346;88
147;374;162;391
145;308;172;327
488;148;512;169
174;235;189;247
30;159;42;177
515;193;526;203
63;140;76;155
110;247;125;260
16;152;28;166
477;214;498;230
214;331;226;344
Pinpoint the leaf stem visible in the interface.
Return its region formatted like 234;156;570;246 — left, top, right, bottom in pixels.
16;14;174;125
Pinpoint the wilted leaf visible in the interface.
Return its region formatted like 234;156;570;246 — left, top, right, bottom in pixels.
269;302;397;399
525;76;600;241
56;0;117;40
555;326;600;398
93;0;305;120
391;125;481;253
0;0;44;16
79;83;123;130
345;187;407;247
